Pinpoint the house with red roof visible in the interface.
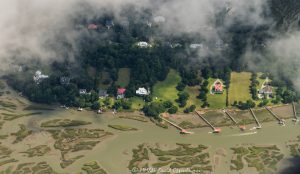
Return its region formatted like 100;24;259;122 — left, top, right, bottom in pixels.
212;79;223;94
117;88;126;99
88;24;98;30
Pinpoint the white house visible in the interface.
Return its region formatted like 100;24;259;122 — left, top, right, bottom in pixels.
153;16;166;23
215;40;224;49
137;42;152;48
79;89;87;95
136;87;150;95
190;44;203;49
60;76;70;85
33;70;49;84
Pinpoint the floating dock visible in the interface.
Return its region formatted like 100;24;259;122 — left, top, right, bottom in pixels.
195;111;221;133
160;117;194;134
249;108;262;129
265;107;285;125
292;102;299;122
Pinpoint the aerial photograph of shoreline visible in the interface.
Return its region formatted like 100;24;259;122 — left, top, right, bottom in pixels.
0;0;300;173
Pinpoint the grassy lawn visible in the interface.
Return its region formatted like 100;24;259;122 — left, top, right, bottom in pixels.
207;78;227;109
129;97;145;110
116;68;130;87
257;72;265;89
228;72;251;104
153;69;181;103
98;71;111;90
153;69;203;111
185;86;202;109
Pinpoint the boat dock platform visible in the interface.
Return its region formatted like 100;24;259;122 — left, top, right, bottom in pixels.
249;108;262;129
265;107;285;125
195;111;221;133
160;117;194;134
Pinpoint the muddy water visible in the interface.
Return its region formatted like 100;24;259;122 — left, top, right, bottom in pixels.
1;107;299;174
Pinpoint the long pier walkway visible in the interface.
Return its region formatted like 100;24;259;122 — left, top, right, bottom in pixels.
292;102;299;122
160;117;194;134
223;109;237;125
195;111;221;133
264;107;285;125
249;108;262;128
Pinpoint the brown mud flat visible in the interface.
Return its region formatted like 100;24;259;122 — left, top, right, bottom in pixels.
128;143;212;174
47;128;113;168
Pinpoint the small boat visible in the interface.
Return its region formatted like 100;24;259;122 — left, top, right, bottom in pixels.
97;109;102;114
77;107;83;111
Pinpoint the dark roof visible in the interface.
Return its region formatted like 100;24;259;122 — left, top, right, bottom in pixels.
98;89;108;96
60;77;70;85
105;20;114;27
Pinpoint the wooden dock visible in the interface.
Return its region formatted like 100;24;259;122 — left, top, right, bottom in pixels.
160;117;194;134
223;109;237;125
249;108;262;128
292;102;298;122
265;107;285;125
195;111;221;133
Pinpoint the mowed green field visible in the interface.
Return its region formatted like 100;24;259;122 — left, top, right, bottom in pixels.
185;86;202;109
153;69;181;103
116;68;130;87
153;69;202;110
228;72;251;104
98;71;111;89
129;97;145;110
207;78;227;109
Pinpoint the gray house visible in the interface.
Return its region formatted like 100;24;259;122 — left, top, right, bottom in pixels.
259;85;273;98
60;77;70;85
98;89;108;99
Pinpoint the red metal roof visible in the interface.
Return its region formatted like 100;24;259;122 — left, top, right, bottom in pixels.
214;82;223;91
213;128;221;133
117;88;126;94
88;24;98;30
